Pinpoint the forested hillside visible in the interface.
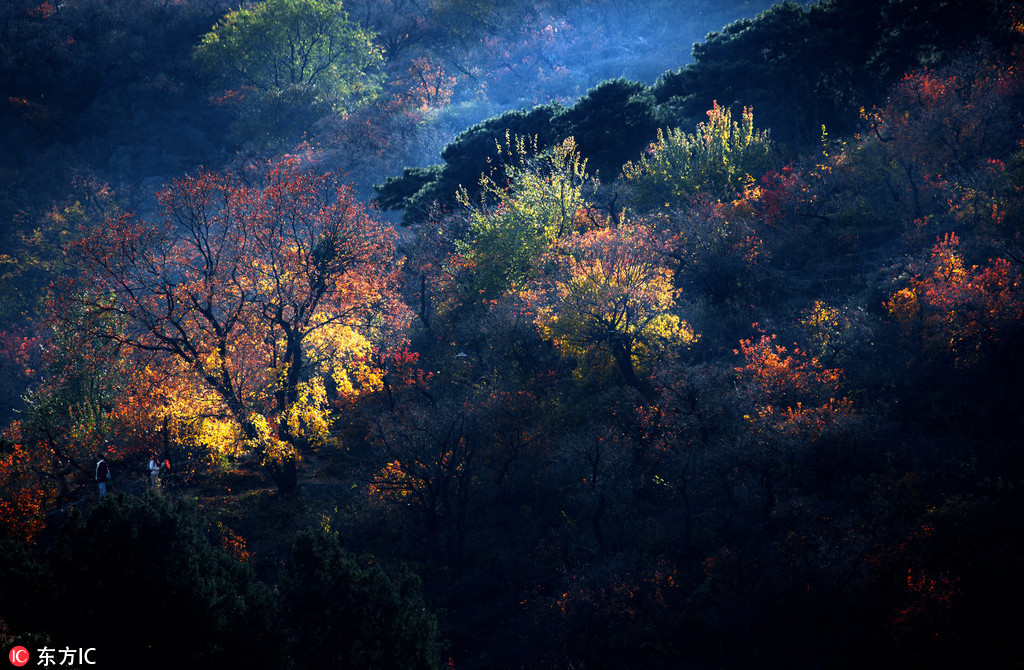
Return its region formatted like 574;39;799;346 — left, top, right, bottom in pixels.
2;1;1023;668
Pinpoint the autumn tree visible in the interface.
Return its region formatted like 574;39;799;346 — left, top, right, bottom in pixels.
67;161;408;492
388;56;457;113
862;50;1023;236
885;232;1024;369
530;223;696;389
0;440;48;543
457;135;594;300
735;327;846;414
622;102;773;210
733;324;861;514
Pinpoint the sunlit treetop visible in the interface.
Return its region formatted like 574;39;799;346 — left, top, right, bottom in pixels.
531;223;696;389
885;232;1024;369
456;135;595;300
622;102;773;210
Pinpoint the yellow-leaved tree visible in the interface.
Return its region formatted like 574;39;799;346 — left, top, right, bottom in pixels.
530;223;697;389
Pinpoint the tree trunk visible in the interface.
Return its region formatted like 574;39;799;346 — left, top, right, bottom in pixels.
284;335;304;405
419;272;431;332
240;417;299;495
268;455;298;495
610;337;639;388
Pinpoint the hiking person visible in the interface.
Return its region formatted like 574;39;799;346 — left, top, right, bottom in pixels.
95;454;110;498
148;455;162;490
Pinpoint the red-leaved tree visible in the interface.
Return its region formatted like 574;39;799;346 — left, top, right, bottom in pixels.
65;160;410;492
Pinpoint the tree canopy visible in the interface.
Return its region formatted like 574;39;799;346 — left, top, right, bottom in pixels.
194;0;384;112
65;160;408;492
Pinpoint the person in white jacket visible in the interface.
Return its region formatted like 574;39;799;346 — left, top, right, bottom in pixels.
148;456;162;490
96;455;110;498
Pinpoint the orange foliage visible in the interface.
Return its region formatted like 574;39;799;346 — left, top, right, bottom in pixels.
863;50;1023;237
366;459;419;505
890;567;961;635
734;325;856;446
735;326;843;409
68;160;409;477
0;442;48;544
217;522;252;563
27;2;56;18
773;397;856;440
885;233;1024;367
392;57;456;112
732;165;800;229
868;54;1021;176
368;400;478;544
